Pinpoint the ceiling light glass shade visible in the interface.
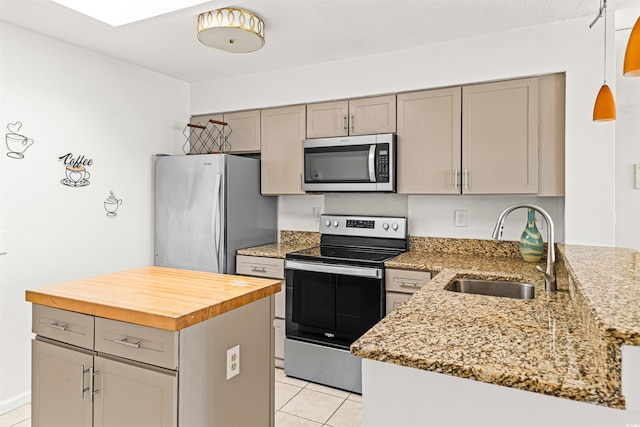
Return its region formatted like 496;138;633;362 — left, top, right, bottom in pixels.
593;84;616;121
197;8;264;53
623;17;640;76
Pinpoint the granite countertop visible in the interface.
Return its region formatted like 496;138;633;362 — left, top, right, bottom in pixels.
26;266;281;331
352;238;640;409
237;230;320;259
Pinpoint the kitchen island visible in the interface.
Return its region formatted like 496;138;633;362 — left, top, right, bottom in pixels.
351;238;640;426
26;266;281;427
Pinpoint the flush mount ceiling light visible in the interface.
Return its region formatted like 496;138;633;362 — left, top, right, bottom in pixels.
590;0;616;122
197;8;264;53
623;17;640;76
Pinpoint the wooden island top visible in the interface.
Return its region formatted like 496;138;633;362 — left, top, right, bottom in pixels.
25;266;282;331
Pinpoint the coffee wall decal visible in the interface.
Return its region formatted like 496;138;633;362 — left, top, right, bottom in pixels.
5;122;34;159
59;153;93;187
104;190;123;217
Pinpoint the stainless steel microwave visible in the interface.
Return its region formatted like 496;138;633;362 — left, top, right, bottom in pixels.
302;133;396;192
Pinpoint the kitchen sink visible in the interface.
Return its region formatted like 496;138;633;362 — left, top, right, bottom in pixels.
447;278;535;300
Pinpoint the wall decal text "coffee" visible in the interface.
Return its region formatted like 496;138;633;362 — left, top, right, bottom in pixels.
59;153;93;187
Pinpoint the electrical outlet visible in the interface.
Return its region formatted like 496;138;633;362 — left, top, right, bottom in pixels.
313;207;322;222
226;345;240;380
454;210;467;227
536;213;544;230
635;164;640;189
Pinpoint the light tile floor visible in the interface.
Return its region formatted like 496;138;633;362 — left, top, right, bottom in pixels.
0;368;362;427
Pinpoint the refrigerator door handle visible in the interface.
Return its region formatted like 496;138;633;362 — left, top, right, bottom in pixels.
212;174;222;271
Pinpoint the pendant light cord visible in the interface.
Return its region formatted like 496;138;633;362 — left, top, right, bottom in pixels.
603;0;607;84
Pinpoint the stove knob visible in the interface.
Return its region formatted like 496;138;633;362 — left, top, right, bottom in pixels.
324;220;331;227
333;220;339;227
392;223;399;231
382;223;389;230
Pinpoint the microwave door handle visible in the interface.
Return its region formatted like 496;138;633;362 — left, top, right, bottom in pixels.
368;145;376;182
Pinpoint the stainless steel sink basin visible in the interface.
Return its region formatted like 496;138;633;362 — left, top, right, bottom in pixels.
447;278;535;300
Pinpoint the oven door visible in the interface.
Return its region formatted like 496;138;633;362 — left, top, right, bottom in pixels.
285;260;385;350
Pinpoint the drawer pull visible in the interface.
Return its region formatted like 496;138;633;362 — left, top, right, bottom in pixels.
113;338;141;348
399;280;420;287
251;266;267;273
45;322;69;331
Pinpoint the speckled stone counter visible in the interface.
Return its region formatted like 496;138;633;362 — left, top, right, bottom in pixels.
236;230;319;259
352;237;640;409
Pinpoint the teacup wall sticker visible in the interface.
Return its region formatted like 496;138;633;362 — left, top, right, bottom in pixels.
104;190;123;217
59;152;93;187
5;122;34;159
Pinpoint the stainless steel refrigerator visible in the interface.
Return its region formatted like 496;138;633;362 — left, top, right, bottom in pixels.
154;154;277;274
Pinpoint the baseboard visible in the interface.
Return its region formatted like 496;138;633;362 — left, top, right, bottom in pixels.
0;391;30;416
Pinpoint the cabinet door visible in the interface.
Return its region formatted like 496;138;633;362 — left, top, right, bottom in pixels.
349;95;396;135
306;100;349;138
93;356;177;427
223;110;261;153
397;88;462;194
261;105;306;195
32;339;93;427
462;78;539;194
385;292;411;315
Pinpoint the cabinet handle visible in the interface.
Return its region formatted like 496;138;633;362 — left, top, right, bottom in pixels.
463;168;469;190
454;169;460;189
113;338;141;348
45;322;68;331
81;365;89;398
399;280;420;287
251;266;267;273
90;368;100;403
350;114;354;133
343;115;347;132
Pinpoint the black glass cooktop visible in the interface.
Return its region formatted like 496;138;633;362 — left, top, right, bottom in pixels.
287;245;401;266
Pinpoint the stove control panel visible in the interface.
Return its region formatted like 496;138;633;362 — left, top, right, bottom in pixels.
320;215;407;238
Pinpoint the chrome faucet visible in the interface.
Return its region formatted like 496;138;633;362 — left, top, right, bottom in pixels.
491;204;556;292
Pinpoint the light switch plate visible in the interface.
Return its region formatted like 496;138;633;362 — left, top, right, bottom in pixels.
635;164;640;189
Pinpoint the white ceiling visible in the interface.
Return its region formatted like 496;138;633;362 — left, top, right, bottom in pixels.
1;0;638;83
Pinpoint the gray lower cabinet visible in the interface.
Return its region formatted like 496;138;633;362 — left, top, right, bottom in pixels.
31;297;274;427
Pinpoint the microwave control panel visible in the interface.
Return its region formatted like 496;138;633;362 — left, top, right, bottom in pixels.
376;144;390;183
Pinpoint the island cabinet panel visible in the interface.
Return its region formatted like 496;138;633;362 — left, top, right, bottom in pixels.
236;254;285;367
261;105;306;195
397;87;462;194
190;109;261;154
32;339;94;427
462;77;539;194
93;356;177;427
306;95;396;138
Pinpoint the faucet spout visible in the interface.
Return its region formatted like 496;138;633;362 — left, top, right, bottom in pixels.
492;204;556;292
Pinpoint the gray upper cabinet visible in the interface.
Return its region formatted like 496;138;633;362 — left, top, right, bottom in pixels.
461;77;539;194
190;109;261;154
306;95;396;138
261;105;306;195
397;87;462;194
397;75;565;195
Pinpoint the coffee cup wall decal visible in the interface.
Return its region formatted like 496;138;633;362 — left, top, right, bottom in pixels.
6;122;34;159
104;190;123;217
59;152;93;187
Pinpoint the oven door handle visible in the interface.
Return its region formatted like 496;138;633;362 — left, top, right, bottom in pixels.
285;260;382;279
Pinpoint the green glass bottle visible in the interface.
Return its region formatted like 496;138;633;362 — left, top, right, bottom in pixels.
519;208;544;263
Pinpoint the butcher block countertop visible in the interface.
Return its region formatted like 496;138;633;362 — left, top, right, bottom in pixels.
25;266;281;331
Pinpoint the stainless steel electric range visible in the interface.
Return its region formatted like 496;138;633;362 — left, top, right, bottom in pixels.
284;214;408;393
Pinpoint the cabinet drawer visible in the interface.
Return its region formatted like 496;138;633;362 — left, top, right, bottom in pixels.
386;292;412;315
95;318;178;370
32;304;94;349
236;255;284;279
385;269;431;294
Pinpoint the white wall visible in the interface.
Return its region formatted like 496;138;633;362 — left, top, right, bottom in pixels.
615;8;640;251
192;16;619;246
0;23;189;412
